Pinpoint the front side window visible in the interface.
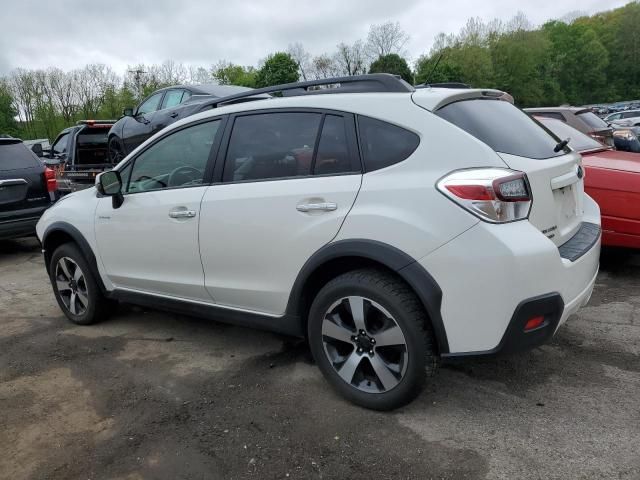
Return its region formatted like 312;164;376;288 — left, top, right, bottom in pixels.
137;93;163;116
162;90;186;109
223;112;322;182
438;99;567;159
125;120;220;193
52;133;69;155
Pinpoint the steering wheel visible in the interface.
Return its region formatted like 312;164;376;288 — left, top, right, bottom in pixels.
168;166;203;187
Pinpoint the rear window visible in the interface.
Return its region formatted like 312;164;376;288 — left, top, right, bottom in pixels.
357;116;419;171
77;130;109;146
0;142;41;170
536;117;603;152
436;99;566;159
577;111;608;129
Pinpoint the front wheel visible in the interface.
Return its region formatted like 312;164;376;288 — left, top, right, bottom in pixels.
49;243;114;325
108;136;124;164
308;268;437;410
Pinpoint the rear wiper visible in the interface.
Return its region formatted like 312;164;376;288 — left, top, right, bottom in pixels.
554;138;570;152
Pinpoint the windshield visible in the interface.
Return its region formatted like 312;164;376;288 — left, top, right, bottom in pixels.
577;111;609;129
436;99;568;159
535;117;604;152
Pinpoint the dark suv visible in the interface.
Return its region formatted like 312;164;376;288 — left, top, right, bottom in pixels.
0;138;57;240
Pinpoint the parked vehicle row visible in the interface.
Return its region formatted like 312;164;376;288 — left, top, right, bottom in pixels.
524;106;615;147
37;74;601;410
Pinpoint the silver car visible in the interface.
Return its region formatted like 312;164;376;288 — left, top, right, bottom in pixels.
605;109;640;127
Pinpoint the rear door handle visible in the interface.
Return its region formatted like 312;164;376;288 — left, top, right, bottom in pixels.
296;202;337;213
169;209;196;219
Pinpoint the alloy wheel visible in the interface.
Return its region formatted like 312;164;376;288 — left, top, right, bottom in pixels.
55;257;89;316
321;296;408;393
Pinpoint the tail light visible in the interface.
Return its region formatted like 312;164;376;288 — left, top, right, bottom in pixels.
437;168;532;223
44;167;57;193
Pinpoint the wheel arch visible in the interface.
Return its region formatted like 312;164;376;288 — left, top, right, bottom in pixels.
286;239;450;354
42;222;107;294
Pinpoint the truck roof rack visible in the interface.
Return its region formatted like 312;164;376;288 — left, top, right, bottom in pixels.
197;74;414;111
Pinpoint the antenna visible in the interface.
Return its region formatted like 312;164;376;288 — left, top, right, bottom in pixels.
424;53;443;86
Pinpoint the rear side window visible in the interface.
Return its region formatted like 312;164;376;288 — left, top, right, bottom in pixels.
223;112;322;182
437;99;566;159
357;116;419;172
0;142;41;170
577;111;609;129
314;115;353;175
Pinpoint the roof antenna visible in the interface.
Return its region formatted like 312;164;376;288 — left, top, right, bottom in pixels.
423;53;444;86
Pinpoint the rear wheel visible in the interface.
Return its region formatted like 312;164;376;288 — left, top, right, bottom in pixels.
308;268;437;410
108;136;124;164
49;243;114;325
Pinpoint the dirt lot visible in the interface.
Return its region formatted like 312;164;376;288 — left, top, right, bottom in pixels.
0;238;639;480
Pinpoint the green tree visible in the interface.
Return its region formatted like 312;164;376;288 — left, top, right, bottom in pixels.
369;54;413;83
254;53;299;88
211;62;257;88
0;80;19;137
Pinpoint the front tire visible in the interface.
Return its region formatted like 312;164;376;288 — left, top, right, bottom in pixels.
49;243;113;325
308;268;437;410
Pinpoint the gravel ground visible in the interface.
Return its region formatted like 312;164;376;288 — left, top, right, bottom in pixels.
0;237;639;480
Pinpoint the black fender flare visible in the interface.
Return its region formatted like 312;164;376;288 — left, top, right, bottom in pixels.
286;239;450;354
42;221;107;294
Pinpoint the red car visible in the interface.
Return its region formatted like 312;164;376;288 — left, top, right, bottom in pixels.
536;116;640;249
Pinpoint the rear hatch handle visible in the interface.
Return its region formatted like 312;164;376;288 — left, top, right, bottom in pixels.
550;165;582;190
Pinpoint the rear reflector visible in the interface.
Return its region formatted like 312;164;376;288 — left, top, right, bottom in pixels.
44;167;57;192
524;315;545;332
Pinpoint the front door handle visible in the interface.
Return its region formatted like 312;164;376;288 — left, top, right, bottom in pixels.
170;112;179;118
296;202;338;213
169;209;196;219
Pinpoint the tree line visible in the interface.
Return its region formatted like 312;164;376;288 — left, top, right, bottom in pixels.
2;1;639;141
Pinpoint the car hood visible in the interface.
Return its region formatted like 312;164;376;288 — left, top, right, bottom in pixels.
582;149;640;174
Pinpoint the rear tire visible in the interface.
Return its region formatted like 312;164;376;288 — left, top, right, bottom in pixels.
49;243;114;325
308;268;437;411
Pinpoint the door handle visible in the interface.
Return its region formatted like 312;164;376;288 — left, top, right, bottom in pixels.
170;112;179;118
296;202;338;213
169;209;196;219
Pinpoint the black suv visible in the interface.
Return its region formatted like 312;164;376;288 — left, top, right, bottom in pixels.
0;138;57;240
107;84;253;162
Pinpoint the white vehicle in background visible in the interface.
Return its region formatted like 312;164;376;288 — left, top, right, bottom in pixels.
36;74;600;410
605;109;640;127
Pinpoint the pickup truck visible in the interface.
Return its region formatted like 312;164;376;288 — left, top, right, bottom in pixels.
38;120;116;193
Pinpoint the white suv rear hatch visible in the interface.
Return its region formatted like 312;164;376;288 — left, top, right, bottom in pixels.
424;95;585;247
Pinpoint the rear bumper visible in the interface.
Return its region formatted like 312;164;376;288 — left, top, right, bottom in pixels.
420;194;601;354
0;216;41;240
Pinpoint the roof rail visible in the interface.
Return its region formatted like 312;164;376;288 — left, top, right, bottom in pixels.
197;73;414;112
416;82;471;89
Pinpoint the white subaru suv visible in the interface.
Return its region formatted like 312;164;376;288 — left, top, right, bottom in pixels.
36;75;600;410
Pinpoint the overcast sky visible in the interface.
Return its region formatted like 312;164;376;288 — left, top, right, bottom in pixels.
0;0;630;76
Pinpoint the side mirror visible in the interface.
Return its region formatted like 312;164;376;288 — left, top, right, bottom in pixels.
122;107;134;117
31;143;43;157
96;170;124;208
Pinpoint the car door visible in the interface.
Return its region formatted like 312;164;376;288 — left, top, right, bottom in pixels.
123;92;164;153
199;110;362;315
95;118;224;301
153;89;191;132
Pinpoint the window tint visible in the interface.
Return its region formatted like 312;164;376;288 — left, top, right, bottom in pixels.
357;116;419;172
52;133;69;155
162;90;185;109
126;120;220;193
137;93;163;115
223;112;321;182
536;117;603;152
577;111;608;129
437;99;566;159
0;142;40;170
314;115;353;175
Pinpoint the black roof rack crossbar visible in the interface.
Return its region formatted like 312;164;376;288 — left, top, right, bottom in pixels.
197;73;414;111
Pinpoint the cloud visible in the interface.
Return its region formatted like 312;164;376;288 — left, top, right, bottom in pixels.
0;0;630;76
